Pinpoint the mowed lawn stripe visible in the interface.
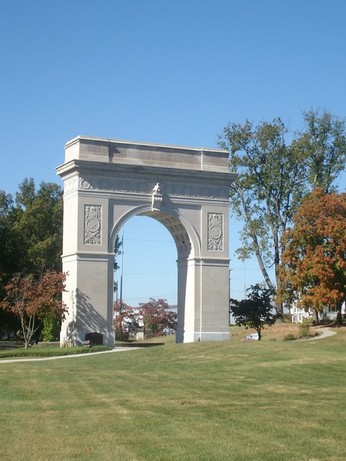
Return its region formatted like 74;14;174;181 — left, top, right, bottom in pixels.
1;328;346;461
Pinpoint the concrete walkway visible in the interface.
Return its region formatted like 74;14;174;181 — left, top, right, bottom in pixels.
308;327;337;341
0;328;338;364
0;346;141;364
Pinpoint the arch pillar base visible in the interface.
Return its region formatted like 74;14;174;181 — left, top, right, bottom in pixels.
59;253;115;348
60;325;115;348
194;332;230;342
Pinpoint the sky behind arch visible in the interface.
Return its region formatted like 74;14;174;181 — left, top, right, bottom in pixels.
1;0;345;303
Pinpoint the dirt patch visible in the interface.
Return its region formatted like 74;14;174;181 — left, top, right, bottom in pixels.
231;321;343;341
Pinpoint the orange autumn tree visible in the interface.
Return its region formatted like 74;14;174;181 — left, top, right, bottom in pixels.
279;189;346;323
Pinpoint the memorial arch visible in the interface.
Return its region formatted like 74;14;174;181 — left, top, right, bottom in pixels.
56;136;236;347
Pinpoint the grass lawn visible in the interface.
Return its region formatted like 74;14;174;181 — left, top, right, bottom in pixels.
0;344;111;359
0;325;345;461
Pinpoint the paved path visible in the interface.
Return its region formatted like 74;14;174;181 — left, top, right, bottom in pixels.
0;329;338;364
0;347;141;364
308;327;337;340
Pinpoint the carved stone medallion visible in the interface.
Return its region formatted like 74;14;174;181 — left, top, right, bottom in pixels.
84;205;102;244
207;213;223;251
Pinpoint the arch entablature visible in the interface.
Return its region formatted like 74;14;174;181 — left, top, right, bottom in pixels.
56;136;236;347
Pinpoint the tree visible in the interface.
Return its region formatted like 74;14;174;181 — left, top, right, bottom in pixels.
13;179;63;275
279;189;346;324
0;179;63;278
230;284;276;340
0;271;67;348
140;298;177;337
113;235;122;294
0;190;19;277
0;179;63;337
113;301;141;341
114;235;122;272
292;110;346;193
114;298;177;340
219;118;307;304
219;110;346;311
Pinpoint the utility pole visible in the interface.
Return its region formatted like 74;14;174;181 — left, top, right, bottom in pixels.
119;228;124;309
243;261;246;298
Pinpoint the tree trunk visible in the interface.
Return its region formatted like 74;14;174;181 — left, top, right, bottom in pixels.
239;189;276;293
336;301;343;327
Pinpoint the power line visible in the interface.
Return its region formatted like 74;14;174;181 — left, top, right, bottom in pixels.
124;238;175;244
120;271;176;276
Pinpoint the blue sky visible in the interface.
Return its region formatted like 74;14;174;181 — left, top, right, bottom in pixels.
1;0;345;304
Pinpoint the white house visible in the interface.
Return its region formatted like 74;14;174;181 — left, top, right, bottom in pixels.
291;302;345;323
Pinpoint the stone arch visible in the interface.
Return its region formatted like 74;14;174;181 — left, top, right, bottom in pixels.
56;136;236;347
109;204;200;259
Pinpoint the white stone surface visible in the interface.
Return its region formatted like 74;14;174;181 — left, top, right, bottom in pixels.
56;136;237;347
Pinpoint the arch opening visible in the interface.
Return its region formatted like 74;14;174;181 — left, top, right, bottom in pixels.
113;215;178;307
110;208;198;343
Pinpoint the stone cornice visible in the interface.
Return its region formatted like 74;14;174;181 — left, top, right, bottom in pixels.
65;135;228;156
56;159;236;187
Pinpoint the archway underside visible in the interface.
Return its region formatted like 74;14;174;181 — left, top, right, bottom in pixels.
140;210;192;260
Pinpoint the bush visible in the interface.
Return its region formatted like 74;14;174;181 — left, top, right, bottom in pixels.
42;315;60;341
299;318;312;338
284;333;297;341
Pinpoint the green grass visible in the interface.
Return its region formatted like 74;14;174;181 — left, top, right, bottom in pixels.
0;344;111;358
1;328;346;461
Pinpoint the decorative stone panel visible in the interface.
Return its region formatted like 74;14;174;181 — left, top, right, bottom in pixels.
207;212;224;251
64;177;78;195
84;205;102;244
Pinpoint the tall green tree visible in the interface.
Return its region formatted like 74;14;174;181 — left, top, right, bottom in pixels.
0;191;19;334
0;179;64;337
0;178;63;278
0;191;15;276
293;110;346;193
14;179;63;275
219;110;346;311
219;118;307;302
